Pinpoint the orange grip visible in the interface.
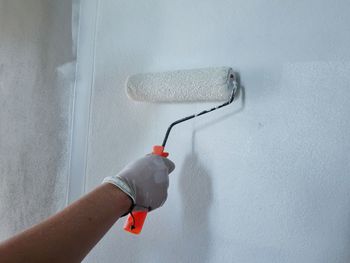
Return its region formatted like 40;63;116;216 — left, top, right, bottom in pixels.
123;145;169;234
123;211;147;234
152;145;169;157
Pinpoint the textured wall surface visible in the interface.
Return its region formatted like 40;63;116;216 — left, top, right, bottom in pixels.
0;0;76;239
78;0;350;262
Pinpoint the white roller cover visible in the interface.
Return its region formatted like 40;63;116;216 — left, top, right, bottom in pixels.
126;67;233;102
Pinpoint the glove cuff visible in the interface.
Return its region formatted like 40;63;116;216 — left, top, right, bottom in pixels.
102;176;136;205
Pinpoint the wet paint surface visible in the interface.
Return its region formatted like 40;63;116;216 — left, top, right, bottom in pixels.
77;1;350;262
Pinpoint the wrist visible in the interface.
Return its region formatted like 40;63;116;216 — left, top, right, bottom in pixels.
103;183;133;216
102;176;135;204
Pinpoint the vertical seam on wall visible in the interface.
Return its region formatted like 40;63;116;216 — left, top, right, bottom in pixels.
83;0;101;194
65;0;82;206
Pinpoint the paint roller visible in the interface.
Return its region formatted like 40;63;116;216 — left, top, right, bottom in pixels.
124;66;238;234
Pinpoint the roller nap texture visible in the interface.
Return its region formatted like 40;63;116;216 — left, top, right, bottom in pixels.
126;67;233;102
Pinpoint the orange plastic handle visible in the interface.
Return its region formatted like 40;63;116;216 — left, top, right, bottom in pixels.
152;145;169;157
123;210;147;234
123;145;169;234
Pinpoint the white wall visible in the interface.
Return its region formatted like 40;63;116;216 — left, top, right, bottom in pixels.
78;0;350;262
0;0;77;239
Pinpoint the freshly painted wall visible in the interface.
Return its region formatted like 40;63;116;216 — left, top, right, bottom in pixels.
0;0;77;239
77;0;350;262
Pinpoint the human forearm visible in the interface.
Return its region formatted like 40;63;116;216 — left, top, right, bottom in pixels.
0;184;132;263
0;155;174;263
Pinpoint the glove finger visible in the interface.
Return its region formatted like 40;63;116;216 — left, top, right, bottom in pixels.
161;157;175;173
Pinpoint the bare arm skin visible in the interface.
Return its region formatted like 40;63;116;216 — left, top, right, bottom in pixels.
0;184;132;263
0;155;174;263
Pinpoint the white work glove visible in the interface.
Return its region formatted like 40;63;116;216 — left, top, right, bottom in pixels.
103;155;175;213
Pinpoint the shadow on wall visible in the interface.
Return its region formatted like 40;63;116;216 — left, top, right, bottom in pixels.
172;81;245;262
177;131;213;262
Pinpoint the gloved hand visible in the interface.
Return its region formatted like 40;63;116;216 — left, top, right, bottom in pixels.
103;155;175;213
